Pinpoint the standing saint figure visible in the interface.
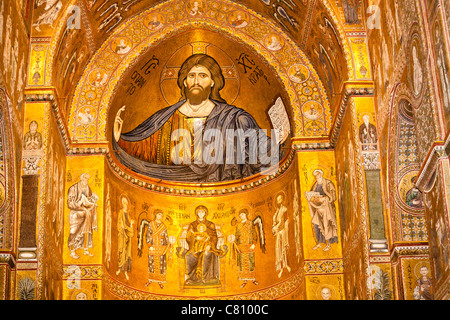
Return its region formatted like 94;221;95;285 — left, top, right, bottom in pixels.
113;53;278;182
413;265;433;300
23;121;43;150
176;205;226;285
272;192;291;278
230;208;265;287
138;209;170;289
67;173;99;259
306;169;338;252
358;115;377;150
104;184;112;269
116;195;135;280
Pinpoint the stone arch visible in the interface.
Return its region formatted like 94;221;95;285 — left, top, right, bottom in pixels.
42;0;356;144
46;0;355;84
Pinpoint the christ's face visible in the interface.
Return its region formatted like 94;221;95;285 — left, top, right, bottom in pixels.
239;211;247;221
184;65;214;105
156;212;163;221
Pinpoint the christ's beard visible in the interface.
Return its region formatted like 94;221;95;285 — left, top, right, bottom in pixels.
186;85;211;105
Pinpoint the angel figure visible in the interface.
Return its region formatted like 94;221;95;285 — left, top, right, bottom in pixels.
230;208;266;288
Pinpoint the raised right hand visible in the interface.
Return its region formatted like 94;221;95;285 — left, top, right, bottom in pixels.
113;105;126;141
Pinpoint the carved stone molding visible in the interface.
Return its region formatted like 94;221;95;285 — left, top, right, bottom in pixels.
390;244;429;263
369;239;389;253
17;247;38;261
103;269;304;300
329;85;375;148
22;149;44;175
107;147;297;197
0;253;16;269
416;135;450;191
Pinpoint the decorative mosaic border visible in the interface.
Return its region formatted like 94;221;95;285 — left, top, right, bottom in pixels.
106;147;296;196
369;255;391;264
345;97;372;300
36;102;52;300
62;265;103;280
416;140;449;191
390;244;429;263
103;268;304;300
304;259;344;275
0;253;16;269
0;88;16;250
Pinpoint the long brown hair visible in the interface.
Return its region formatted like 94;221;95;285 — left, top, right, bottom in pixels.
177;54;226;103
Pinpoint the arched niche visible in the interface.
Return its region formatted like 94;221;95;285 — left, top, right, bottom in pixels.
388;97;426;243
91;9;309;297
102;141;303;299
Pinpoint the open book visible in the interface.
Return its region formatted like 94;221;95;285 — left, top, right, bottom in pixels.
305;191;321;201
268;97;291;144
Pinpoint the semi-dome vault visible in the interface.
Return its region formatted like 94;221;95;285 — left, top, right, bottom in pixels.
3;0;449;302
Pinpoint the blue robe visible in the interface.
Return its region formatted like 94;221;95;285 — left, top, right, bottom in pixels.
112;99;280;182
